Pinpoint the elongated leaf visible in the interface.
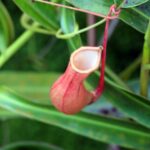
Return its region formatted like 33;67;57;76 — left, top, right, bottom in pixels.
0;117;107;150
60;2;82;50
1;87;150;149
137;1;150;17
66;0;150;33
0;109;17;119
105;78;150;128
1;71;150;135
0;1;14;52
114;0;149;8
119;7;149;33
13;0;58;30
66;0;111;16
1;141;62;150
86;72;150;128
121;1;150;33
0;72;57;105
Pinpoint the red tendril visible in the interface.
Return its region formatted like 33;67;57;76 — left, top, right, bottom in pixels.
94;5;121;100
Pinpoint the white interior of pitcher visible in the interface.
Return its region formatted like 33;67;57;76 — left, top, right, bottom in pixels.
71;47;102;73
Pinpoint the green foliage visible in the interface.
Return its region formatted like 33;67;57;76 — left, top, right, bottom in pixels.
60;2;82;50
1;86;150;149
0;0;150;149
66;0;150;33
0;1;14;52
13;0;59;30
1;72;150;149
0;117;107;150
114;0;149;8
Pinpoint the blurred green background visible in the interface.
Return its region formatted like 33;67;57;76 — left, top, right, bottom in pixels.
0;0;148;150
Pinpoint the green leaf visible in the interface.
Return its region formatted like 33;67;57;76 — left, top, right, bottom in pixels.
66;0;150;33
114;0;149;8
0;117;107;150
1;72;150;138
60;2;82;50
121;3;149;33
0;109;17;119
13;0;59;30
137;1;150;17
86;72;150;128
0;1;14;52
1;141;61;150
1;87;150;149
105;77;150;128
66;0;112;16
0;72;57;105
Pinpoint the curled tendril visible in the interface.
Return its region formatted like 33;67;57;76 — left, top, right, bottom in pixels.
20;14;56;35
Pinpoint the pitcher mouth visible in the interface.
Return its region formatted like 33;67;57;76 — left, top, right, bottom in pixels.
70;46;103;74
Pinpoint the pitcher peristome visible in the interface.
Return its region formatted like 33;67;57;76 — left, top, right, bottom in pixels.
50;46;103;114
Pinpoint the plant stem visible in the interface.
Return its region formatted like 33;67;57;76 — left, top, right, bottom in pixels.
105;66;129;89
0;29;35;68
21;14;56;35
56;19;106;39
115;0;126;9
140;21;150;97
143;64;150;70
119;54;141;80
